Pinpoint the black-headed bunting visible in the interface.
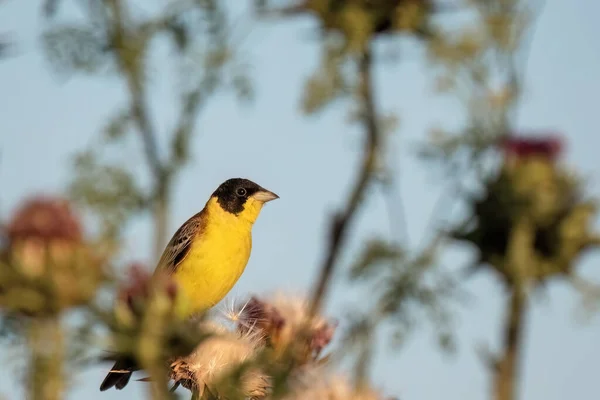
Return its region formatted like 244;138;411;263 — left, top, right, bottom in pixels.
100;178;278;392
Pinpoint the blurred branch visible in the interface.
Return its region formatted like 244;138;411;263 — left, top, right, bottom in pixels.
103;0;169;257
310;44;380;315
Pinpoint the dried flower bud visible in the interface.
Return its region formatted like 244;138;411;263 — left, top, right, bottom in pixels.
118;263;152;309
117;263;178;315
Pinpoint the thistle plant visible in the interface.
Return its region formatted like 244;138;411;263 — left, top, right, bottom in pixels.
450;135;600;400
0;196;110;400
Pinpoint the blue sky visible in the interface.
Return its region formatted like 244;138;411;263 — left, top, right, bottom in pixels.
1;0;600;399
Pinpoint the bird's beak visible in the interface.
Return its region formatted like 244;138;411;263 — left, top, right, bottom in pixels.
251;189;279;203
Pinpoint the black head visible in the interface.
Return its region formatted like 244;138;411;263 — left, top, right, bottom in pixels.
211;178;279;215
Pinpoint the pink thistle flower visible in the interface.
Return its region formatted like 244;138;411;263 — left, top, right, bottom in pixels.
500;134;564;162
4;196;82;244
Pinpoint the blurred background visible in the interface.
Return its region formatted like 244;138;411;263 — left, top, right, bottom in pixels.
1;0;600;399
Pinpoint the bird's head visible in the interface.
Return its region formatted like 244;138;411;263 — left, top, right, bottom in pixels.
211;178;279;223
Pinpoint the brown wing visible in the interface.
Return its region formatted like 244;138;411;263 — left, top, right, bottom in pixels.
155;209;206;275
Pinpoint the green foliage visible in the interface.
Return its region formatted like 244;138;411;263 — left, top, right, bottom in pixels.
259;1;441;120
349;238;458;351
70;151;146;240
301;36;350;115
349;239;404;280
43;26;110;75
103;109;132;141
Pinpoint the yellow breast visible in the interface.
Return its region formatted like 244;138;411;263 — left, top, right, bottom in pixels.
173;198;253;317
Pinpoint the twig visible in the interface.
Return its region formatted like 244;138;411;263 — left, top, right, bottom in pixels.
309;44;381;316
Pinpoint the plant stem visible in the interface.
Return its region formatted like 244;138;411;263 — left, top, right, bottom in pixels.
493;286;527;400
309;44;380;316
145;364;171;400
28;316;64;400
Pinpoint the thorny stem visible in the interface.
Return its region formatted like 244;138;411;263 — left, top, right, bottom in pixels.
28;316;64;400
493;286;527;400
309;44;380;316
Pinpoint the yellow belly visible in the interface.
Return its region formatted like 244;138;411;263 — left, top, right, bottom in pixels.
173;218;252;317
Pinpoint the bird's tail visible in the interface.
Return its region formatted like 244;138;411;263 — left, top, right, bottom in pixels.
99;359;135;391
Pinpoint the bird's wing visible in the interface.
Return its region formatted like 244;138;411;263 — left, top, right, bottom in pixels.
155;210;206;275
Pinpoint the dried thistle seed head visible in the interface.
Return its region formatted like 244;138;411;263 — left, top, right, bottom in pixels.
236;293;337;361
237;296;285;338
170;321;268;397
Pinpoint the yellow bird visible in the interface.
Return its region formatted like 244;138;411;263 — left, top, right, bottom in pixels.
99;178;279;391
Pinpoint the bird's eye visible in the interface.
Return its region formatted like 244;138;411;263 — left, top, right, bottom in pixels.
236;187;247;197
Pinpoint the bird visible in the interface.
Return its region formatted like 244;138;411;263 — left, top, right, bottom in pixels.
99;177;279;392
